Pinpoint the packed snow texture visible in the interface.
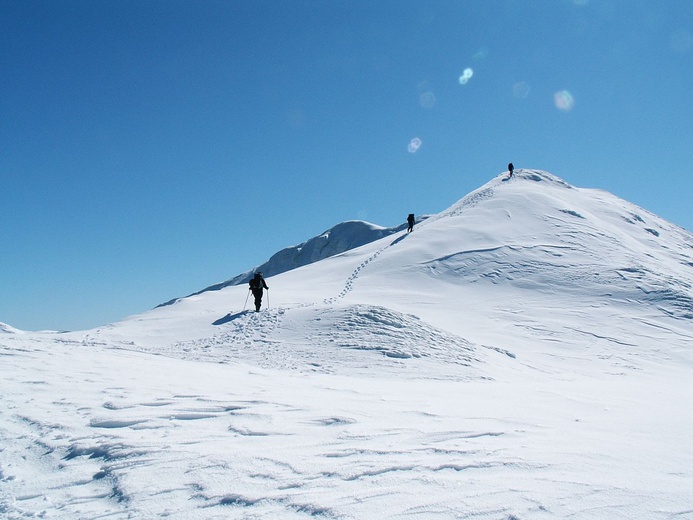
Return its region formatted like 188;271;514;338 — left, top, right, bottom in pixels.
2;170;692;519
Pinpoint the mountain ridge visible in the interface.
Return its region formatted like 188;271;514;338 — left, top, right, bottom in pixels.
157;218;429;308
84;169;693;375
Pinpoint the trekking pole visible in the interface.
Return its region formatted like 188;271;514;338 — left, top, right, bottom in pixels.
243;290;250;311
266;288;270;310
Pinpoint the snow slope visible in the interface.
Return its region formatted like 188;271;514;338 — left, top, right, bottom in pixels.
158;219;425;307
2;169;692;519
0;322;22;334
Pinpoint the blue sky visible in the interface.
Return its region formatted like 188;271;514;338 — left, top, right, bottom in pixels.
2;0;692;331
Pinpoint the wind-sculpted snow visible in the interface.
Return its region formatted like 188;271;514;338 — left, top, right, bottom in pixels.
2;170;693;519
2;333;691;519
425;243;693;318
126;304;484;379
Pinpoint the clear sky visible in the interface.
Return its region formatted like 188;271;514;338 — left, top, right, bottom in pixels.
2;0;692;331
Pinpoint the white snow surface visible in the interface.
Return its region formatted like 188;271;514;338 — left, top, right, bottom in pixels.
1;323;23;334
2;170;692;519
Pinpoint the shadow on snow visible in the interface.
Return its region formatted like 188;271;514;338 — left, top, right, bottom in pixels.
212;310;250;326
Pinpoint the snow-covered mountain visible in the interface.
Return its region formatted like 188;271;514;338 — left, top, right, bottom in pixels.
158;218;427;307
90;168;693;357
0;322;22;334
2;169;692;519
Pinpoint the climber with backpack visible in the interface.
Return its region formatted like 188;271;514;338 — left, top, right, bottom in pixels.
248;272;269;312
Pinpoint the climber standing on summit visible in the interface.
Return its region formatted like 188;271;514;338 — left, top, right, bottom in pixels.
249;272;269;312
508;163;514;178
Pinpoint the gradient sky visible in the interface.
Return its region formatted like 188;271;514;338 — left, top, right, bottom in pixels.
2;0;692;331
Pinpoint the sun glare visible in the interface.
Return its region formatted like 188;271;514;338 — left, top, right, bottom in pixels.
458;68;474;85
408;137;422;153
554;90;575;111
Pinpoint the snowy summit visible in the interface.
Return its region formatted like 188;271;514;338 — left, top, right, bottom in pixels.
2;169;692;519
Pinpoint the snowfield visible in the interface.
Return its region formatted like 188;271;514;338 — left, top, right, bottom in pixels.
2;170;692;519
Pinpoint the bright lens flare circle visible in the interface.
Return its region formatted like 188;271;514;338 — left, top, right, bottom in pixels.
554;90;575;111
458;68;474;85
408;138;422;153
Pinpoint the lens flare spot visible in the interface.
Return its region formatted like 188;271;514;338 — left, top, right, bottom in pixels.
513;81;531;99
554;90;575;111
419;91;436;108
408;137;422;153
473;48;489;61
458;68;474;85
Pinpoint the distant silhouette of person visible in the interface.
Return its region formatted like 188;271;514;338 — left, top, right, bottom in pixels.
508;163;514;178
407;213;415;233
248;272;269;312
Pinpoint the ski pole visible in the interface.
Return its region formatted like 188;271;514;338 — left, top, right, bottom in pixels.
243;290;250;311
266;288;270;310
